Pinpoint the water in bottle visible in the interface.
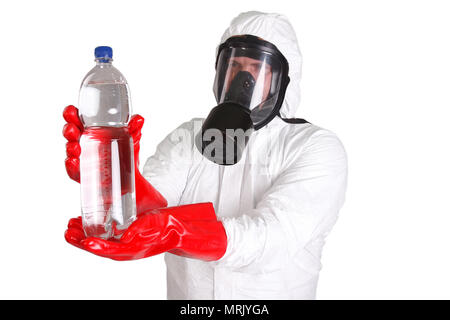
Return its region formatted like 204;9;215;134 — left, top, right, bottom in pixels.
78;46;136;240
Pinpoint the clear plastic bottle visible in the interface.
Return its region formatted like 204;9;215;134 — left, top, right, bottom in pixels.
78;46;136;239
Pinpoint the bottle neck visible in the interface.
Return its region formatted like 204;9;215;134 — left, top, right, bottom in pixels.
95;58;113;66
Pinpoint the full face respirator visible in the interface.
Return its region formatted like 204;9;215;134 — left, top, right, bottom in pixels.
195;35;290;165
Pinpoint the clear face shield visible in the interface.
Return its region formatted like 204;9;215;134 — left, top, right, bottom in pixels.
213;46;285;128
196;35;290;165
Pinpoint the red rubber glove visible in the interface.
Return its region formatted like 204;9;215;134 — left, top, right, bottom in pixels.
65;203;228;261
62;105;167;213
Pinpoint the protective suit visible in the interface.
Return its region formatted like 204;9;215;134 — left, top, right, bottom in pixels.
141;11;348;299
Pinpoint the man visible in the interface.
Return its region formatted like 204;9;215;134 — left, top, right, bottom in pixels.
63;11;347;299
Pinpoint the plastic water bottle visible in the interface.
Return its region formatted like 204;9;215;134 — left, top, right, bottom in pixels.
78;46;136;239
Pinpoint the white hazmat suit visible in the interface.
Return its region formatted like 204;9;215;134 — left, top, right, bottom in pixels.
143;11;348;299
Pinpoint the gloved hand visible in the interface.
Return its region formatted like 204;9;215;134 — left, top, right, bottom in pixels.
62;105;168;213
65;203;228;261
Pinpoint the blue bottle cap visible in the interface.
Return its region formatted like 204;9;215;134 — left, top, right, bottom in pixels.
94;46;113;62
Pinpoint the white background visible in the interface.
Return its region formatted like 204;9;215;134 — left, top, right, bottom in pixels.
0;0;449;299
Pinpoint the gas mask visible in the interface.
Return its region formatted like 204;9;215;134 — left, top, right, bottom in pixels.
195;35;290;165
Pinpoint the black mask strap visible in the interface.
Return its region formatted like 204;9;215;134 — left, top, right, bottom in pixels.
279;117;310;124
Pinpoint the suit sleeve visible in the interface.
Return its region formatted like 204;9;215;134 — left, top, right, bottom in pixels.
215;129;348;273
142;121;196;207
